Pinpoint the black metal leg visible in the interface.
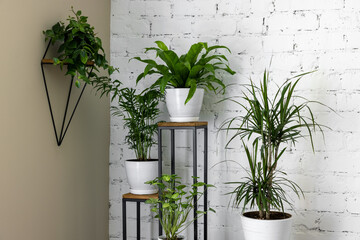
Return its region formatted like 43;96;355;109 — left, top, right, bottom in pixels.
158;129;163;236
158;129;163;178
204;126;208;240
122;199;126;240
137;202;140;240
193;128;198;240
171;129;175;175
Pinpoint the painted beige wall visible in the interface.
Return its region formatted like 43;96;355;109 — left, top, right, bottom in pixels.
0;1;110;239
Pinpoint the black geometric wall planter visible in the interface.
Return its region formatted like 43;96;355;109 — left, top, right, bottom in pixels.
40;42;94;146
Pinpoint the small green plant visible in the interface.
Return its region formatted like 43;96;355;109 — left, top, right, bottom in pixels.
146;174;215;240
111;88;162;160
133;41;235;104
221;70;329;220
43;7;118;89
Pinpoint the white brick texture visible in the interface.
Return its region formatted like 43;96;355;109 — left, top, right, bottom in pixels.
110;0;360;239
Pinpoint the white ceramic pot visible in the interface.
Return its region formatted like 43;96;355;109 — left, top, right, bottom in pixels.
125;160;158;195
165;88;204;122
158;235;184;240
241;211;292;240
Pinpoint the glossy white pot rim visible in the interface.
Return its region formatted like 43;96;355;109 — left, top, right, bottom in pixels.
158;235;184;240
125;159;158;162
241;211;292;222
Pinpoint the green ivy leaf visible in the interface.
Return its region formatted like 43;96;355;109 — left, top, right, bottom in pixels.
43;7;120;91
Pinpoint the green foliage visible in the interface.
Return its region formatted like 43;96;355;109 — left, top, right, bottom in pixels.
221;70;328;219
146;174;215;240
133;41;235;104
111;88;162;160
227;140;303;219
43;7;118;89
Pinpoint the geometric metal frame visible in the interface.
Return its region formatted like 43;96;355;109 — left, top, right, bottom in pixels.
40;41;92;146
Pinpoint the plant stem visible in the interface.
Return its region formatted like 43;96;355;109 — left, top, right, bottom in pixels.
259;206;264;219
266;133;272;219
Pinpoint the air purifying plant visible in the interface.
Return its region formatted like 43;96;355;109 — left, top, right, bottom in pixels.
221;70;328;220
133;41;235;104
146;174;215;240
43;7;118;89
111;88;162;160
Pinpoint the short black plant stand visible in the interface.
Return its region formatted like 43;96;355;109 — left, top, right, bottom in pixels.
122;193;159;240
157;122;208;240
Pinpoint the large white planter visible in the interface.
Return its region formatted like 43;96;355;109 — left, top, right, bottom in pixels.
125;160;158;195
241;212;292;240
165;88;204;122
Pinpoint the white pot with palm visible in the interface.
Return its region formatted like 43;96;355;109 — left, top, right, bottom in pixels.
112;88;162;194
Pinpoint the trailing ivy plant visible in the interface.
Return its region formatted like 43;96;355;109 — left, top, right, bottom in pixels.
43;7;119;91
221;70;330;220
133;41;235;104
146;174;215;240
111;88;162;160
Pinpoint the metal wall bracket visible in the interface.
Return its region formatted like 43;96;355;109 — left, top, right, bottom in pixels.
40;41;93;146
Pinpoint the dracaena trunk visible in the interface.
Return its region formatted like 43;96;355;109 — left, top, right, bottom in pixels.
266;144;280;220
266;137;272;220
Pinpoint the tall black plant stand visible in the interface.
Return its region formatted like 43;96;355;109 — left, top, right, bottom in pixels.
157;122;208;240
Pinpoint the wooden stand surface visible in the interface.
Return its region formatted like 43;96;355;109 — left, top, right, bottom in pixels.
158;121;208;127
41;58;95;66
122;193;158;200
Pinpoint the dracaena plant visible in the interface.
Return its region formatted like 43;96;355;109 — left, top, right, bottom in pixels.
227;140;303;220
111;88;162;160
133;41;235;104
43;7;119;90
221;70;329;220
146;174;215;240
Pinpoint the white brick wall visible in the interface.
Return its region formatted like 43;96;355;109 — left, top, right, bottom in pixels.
110;0;360;239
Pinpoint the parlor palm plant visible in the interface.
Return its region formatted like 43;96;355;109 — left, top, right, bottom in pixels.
111;88;162;160
112;88;163;194
221;70;328;221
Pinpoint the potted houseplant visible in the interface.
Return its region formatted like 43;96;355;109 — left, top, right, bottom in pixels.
112;88;162;194
43;7;118;88
133;41;235;122
221;70;328;240
146;174;215;240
